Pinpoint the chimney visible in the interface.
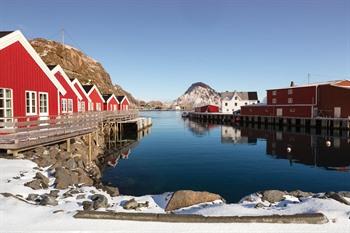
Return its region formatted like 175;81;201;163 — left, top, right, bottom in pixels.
290;81;295;87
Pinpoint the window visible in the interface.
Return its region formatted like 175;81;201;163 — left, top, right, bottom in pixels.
272;98;277;104
67;99;73;113
39;93;48;114
0;88;13;125
272;90;277;96
290;108;296;113
61;98;67;113
88;102;93;111
81;101;85;112
288;98;293;104
245;102;247;105
235;96;238;100
288;89;293;95
96;103;102;111
26;91;37;115
225;102;228;106
234;103;237;106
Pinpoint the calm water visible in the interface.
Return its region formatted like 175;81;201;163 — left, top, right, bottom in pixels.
102;111;350;203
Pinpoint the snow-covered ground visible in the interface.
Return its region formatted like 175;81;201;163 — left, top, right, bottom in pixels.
1;158;350;233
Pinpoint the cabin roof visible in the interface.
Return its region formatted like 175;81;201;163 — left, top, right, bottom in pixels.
116;96;126;102
82;84;94;93
220;91;258;101
0;31;13;38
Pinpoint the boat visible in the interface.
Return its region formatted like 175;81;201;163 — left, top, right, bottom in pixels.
181;111;190;118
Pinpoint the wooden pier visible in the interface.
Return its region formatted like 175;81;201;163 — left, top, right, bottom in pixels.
0;110;139;155
188;112;350;130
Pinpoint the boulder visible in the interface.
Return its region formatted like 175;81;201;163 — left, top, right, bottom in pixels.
78;173;94;186
261;190;286;203
24;179;45;190
40;194;58;206
165;190;224;212
26;193;40;202
102;186;119;197
64;158;77;170
288;190;313;198
338;191;350;199
326;192;350;206
49;190;60;198
91;194;108;209
123;198;149;210
54;167;79;189
35;172;49;185
82;201;93;211
76;194;86;200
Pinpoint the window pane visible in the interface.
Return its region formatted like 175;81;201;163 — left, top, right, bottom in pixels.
6;109;12;117
0;100;3;108
6;90;11;98
6;99;11;108
0;89;3;98
0;109;3;117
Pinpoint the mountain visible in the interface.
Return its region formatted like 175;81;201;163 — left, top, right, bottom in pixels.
30;38;138;106
174;82;221;110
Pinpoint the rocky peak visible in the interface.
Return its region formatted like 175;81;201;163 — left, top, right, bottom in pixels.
30;38;138;105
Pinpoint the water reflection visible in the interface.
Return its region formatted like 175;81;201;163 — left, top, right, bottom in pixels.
188;120;350;171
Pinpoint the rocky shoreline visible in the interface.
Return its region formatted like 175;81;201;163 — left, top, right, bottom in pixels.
0;134;350;222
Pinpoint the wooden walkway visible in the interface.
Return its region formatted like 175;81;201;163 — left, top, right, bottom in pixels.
0;110;138;154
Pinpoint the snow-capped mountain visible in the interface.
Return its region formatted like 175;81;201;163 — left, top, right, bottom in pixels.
174;82;221;109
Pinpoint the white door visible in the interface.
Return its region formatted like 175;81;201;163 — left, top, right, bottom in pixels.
39;93;49;121
276;108;283;117
334;107;341;118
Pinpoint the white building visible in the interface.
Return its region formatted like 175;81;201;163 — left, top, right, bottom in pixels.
220;91;259;114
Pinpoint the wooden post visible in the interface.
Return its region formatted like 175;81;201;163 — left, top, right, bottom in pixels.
88;133;92;163
66;138;71;153
95;130;99;147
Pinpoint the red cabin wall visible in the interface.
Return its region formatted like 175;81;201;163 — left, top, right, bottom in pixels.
55;72;78;113
88;89;104;111
241;105;312;118
317;85;350;118
0;42;59;119
119;98;129;110
267;86;316;105
73;83;89;112
195;105;219;113
104;97;119;111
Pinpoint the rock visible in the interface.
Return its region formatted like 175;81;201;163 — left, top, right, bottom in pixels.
76;194;85;200
35;172;49;185
49;190;60;198
54;167;79;189
78;173;94;186
102;186;119;197
261;190;286;203
123;198;139;210
82;201;93;211
64;158;77;170
254;203;266;208
24;179;44;190
327;192;350;206
53;210;64;214
40;194;58;206
91;194;108;209
26;193;40;202
288;190;313;198
43;150;50;156
165;190;224;212
338;191;350;198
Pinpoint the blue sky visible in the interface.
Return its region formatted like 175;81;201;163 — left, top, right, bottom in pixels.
1;0;349;101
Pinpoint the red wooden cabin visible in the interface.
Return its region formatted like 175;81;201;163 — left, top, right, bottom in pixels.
194;105;219;113
241;80;350;118
82;85;105;111
71;78;92;112
116;96;130;111
49;65;82;114
0;30;66;123
102;94;119;111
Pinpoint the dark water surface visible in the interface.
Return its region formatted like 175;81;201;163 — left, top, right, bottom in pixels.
102;111;350;202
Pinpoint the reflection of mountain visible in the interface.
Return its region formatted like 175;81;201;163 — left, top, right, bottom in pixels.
221;126;257;144
238;126;350;170
186;119;219;136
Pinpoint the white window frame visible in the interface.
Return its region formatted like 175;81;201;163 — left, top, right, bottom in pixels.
61;98;67;113
288;89;293;95
272;98;277;104
0;88;13;126
81;101;86;112
25;91;37;116
272;90;277;96
38;92;49;116
288;98;293;104
88;102;93;111
96;103;102;111
67;99;73;113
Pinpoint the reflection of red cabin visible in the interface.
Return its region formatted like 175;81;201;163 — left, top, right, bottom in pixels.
117;96;129;111
49;65;82;114
102;94;119;111
241;80;350;118
195;105;219;113
71;78;92;112
0;30;66;122
82;85;105;111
